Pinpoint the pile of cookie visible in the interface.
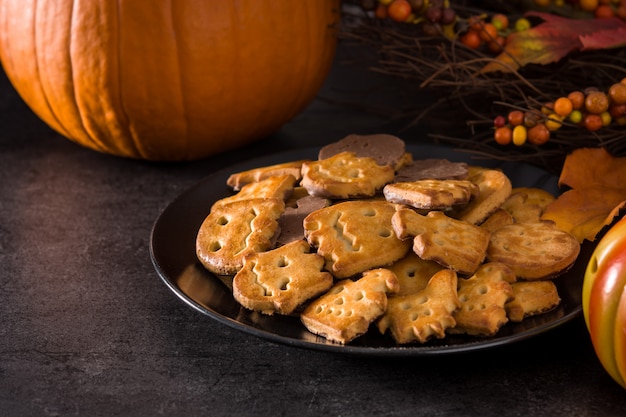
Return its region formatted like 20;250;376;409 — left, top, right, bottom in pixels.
195;134;581;345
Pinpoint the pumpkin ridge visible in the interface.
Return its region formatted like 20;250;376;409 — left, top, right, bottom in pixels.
66;0;115;154
32;9;74;142
169;0;190;161
48;0;131;157
119;0;189;161
90;0;144;158
34;8;72;140
105;0;141;159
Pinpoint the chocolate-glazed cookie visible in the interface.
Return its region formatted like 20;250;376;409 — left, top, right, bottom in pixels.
318;133;408;169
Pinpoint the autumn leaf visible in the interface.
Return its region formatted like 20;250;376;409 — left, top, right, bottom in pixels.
482;12;626;73
541;148;626;242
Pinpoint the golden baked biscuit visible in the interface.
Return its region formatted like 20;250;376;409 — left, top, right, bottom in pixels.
505;280;561;322
480;208;514;233
511;186;555;211
383;179;479;210
226;160;308;191
392;207;491;275
232;240;333;315
501;192;543;224
387;251;444;296
212;174;297;211
196;198;285;275
301;151;395;199
486;221;580;280
454;167;512;225
377;269;460;344
448;262;515;337
304;200;411;278
395;152;415;171
301;268;400;344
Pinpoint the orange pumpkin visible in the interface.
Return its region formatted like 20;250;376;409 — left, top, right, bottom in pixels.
0;0;340;160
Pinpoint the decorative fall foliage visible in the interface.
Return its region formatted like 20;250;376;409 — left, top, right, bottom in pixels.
541;148;626;243
340;3;626;164
483;12;626;73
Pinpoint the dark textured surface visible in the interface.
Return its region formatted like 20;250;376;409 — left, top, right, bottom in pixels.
2;44;626;417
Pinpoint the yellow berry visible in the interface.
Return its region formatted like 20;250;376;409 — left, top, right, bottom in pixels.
545;114;564;131
514;18;531;31
512;125;527;146
491;14;509;31
569;109;583;124
541;102;554;115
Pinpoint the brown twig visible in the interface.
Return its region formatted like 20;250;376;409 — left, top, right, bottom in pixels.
338;5;626;169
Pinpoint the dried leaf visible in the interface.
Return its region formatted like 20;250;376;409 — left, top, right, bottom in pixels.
558;147;626;189
541;148;626;242
482;12;626;73
541;188;626;242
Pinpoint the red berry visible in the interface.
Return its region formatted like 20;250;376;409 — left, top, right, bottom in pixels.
441;8;456;25
507;110;525;126
583;113;603;131
493;115;506;128
460;30;481;49
388;0;412;22
425;6;443;23
610;103;626;118
527;123;550;145
595;4;615;18
567;91;585;110
494;126;512;145
479;23;498;42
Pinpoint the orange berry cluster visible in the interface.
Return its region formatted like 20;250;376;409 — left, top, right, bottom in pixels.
359;0;458;36
493;79;626;146
458;14;532;53
359;0;532;51
533;0;626;20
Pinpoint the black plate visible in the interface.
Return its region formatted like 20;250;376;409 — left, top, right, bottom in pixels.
150;144;593;356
